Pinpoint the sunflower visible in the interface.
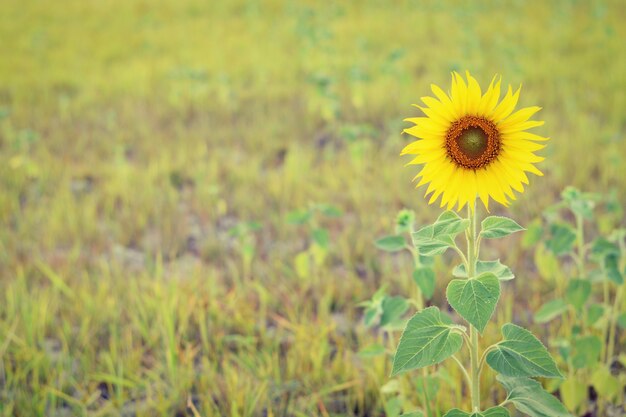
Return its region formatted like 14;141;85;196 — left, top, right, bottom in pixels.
401;71;548;211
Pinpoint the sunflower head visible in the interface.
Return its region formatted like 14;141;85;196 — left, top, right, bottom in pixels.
401;71;548;212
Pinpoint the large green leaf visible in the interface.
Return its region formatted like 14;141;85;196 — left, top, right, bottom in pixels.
480;216;524;239
375;235;406;252
534;299;568;323
452;260;514;281
446;272;500;332
497;376;572;417
391;307;464;376
413;266;436;300
443;407;510;417
486;324;563;378
565;279;591;310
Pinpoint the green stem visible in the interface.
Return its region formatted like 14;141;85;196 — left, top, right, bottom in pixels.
608;237;626;366
477;344;498;375
601;279;610;363
451;354;472;388
606;285;623;367
467;202;480;412
575;214;585;278
575;214;589;331
408;225;429;410
421;368;432;417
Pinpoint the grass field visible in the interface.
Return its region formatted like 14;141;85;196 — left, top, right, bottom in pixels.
1;0;626;416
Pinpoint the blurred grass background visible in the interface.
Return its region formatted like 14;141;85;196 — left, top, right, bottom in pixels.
0;0;625;416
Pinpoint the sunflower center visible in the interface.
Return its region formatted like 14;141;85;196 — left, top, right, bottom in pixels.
445;116;500;170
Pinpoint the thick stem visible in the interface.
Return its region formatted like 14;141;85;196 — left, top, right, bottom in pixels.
467;202;480;412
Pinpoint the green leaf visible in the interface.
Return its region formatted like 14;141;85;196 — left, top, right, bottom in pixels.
375;235;406;252
561;186;597;220
534;299;568;323
571;335;601;369
604;253;623;284
363;306;380;327
294;251;310;278
433;210;470;235
380;296;409;327
446;272;500;333
480;216;524;239
380;378;401;394
545;223;576;256
413;267;436;300
395;209;415;234
443;407;510;417
384;396;402;417
312;228;329;248
452;260;514;281
565;279;591;310
487;323;563;378
617;312;626;329
522;219;543;248
497;375;572;417
412;225;455;256
287;209;312;225
318;204;343;217
591;366;620;400
587;303;605;325
411;211;469;256
391;307;464;376
560;378;586;413
590;237;619;258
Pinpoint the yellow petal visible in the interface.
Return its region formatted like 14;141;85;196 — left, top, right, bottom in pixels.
491;85;521;122
401;139;444;155
465;71;482;115
499;106;542;129
499;120;545;134
477;75;501;116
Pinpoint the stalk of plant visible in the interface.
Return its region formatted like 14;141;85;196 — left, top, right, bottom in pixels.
390;72;570;417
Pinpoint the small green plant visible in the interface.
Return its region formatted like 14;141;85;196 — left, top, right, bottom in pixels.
530;186;626;414
228;220;262;281
287;203;342;279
